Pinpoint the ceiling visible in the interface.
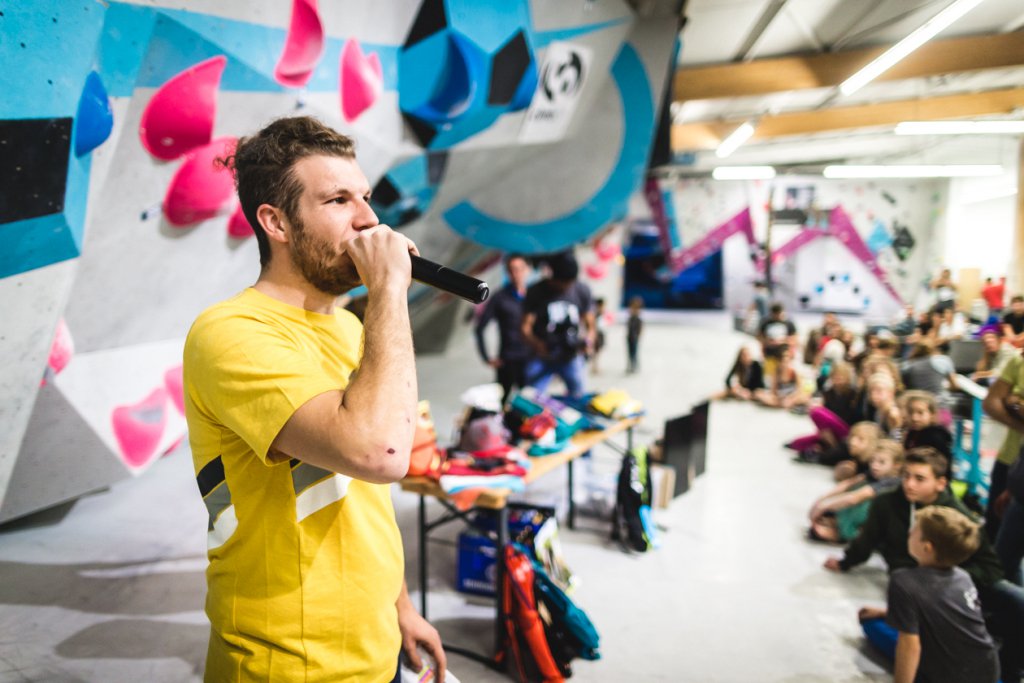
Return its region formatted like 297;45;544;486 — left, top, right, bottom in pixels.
671;0;1024;174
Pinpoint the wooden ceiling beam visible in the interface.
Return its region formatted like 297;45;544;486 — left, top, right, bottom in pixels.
674;32;1024;101
671;87;1024;150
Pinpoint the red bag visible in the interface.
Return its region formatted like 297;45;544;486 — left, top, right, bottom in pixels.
502;545;564;683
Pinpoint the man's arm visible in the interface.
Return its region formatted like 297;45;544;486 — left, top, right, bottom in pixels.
983;378;1021;430
271;228;418;484
521;312;546;357
893;632;921;683
396;581;446;682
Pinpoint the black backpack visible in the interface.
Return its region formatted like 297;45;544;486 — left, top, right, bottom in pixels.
611;447;652;552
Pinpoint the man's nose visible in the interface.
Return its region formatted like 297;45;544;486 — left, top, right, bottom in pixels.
353;198;379;231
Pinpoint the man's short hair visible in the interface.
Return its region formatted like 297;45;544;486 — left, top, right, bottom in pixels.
1012;294;1024;304
904;447;949;479
546;251;579;282
915;505;981;567
770;303;784;315
220;116;356;267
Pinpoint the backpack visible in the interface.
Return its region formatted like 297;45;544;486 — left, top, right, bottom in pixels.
502;545;565;683
612;447;653;552
530;555;600;662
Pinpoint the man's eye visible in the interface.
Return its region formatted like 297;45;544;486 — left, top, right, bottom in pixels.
332;197;347;204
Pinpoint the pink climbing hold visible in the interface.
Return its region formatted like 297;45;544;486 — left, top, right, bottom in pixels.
111;387;169;470
274;0;325;88
48;318;74;376
227;204;254;238
595;239;621;262
584;261;608;280
163;137;238;226
139;56;227;160
340;38;383;122
164;365;185;415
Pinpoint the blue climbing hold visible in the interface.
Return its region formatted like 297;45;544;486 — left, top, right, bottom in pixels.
74;71;113;157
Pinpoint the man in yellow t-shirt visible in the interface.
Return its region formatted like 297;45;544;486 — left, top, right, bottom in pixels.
983;350;1024;538
183;117;445;682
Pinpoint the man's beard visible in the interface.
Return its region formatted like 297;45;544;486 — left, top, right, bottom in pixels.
288;212;362;297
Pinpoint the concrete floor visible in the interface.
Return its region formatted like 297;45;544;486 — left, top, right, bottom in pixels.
0;312;895;682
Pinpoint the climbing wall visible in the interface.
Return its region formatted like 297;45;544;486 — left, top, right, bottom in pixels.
0;0;680;521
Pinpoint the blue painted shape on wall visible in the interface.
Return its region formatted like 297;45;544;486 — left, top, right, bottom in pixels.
661;188;681;250
0;1;107;119
533;18;631;48
446;0;533;53
74;72;114;157
442;43;655;253
0;214;78;279
866;219;893;254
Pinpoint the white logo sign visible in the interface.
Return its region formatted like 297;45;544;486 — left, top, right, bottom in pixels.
519;42;592;144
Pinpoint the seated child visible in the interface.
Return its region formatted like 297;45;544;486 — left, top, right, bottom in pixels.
712;345;764;401
901;390;953;458
796;420;882;483
864;371;903;439
809;440;903;543
787;361;858;453
755;347;809;410
858;506;1000;683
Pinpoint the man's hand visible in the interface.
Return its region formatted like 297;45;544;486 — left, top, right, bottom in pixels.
488;358;503;369
397;596;446;683
344;225;418;295
824;557;843;572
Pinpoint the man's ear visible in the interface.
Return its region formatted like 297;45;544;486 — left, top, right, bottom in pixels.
256;204;289;245
937;475;949;492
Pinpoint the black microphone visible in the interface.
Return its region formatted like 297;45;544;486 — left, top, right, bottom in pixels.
411;255;489;304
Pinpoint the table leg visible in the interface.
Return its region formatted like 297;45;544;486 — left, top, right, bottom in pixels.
419;494;428;618
494;506;510;667
567;457;576;530
627;425;634;453
970;397;983;499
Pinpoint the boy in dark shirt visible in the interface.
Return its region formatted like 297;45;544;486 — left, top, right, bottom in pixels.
521;251;595;397
825;448;1024;682
886;506;999;683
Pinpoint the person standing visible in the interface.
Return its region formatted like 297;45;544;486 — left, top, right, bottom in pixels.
983;276;1006;320
626;296;644;374
521;251;595;397
183;117;445;682
931;268;958;312
474;254;531;404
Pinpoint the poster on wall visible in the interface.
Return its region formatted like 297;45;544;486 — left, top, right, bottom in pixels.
518;41;592;144
772;184;816;225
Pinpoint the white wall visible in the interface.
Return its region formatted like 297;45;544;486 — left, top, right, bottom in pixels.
943;171;1019;279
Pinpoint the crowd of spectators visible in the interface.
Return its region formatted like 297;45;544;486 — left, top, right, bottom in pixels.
716;272;1024;683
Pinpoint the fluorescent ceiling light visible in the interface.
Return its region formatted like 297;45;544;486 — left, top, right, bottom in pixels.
895;121;1024;135
712;166;776;180
715;121;755;158
823;165;1002;178
838;0;987;97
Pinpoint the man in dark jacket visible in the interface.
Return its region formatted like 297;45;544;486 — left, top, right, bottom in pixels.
474;254;532;404
825;448;1023;682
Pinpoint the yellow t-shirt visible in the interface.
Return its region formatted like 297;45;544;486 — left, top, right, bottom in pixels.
997;354;1024;465
183;288;403;682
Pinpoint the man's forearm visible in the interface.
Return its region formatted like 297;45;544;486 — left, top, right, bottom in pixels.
341;287;417;475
